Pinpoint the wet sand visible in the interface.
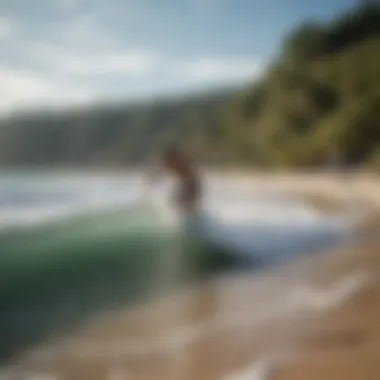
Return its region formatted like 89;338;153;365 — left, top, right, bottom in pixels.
2;173;380;380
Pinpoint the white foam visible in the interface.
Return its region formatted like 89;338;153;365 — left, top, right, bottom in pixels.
0;174;358;252
107;367;128;380
0;175;147;231
225;357;277;380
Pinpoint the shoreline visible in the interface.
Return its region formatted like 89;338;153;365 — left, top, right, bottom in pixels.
1;173;380;380
5;236;380;380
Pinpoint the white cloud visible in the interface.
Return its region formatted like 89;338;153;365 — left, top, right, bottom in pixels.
0;17;15;39
34;43;158;75
30;12;158;76
0;12;159;112
60;15;116;50
35;45;158;75
183;58;263;83
0;8;263;113
67;51;157;74
0;67;95;113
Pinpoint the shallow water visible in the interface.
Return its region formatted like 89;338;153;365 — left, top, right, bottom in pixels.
0;171;354;363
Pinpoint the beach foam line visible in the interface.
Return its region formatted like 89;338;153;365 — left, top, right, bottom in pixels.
224;356;279;380
296;270;370;311
27;271;371;362
222;273;371;380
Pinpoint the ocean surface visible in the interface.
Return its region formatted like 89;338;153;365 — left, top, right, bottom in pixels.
0;170;355;363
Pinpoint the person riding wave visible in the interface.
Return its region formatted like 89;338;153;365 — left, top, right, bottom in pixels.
148;145;202;214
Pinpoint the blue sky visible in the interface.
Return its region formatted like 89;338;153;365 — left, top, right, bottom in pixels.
0;0;356;113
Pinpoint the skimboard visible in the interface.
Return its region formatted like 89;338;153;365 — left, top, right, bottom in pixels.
183;201;358;265
147;181;359;264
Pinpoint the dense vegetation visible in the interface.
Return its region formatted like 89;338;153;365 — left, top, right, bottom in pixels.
0;2;379;169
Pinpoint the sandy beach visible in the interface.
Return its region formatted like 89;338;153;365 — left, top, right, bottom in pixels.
2;173;380;380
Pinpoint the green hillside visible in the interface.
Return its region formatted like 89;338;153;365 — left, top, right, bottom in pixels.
229;3;380;168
